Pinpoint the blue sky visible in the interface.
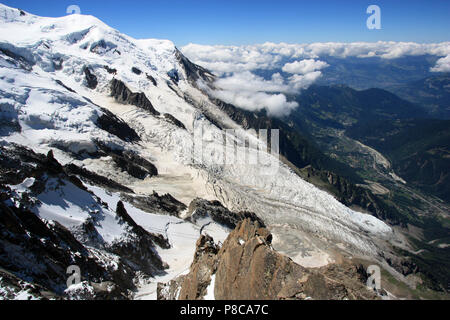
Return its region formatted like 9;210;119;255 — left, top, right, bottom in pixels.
2;0;449;46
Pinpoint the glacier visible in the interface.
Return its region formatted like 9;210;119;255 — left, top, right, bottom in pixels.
0;4;400;299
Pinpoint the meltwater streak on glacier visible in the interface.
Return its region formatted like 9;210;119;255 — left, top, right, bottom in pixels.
0;3;394;272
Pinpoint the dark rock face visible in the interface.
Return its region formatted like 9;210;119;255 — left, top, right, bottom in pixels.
0;198;134;299
64;163;133;194
52;58;63;71
83;67;98;89
161;219;379;301
185;198;265;230
90;40;117;55
0;95;21;137
167;69;180;84
0;267;57;300
121;192;187;217
131;67;142;75
96;108;141;142
104;65;117;75
164;113;186;130
66;141;158;181
55;80;76;93
0;47;34;71
112;201;170;274
110;79;160;116
0;144;170;299
146;74;157;86
0;144;64;186
0;118;21;136
384;255;419;277
177;235;219;300
109;150;158;180
175;48;215;85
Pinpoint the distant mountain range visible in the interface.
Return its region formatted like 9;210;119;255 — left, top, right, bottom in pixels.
317;55;440;90
389;74;450;119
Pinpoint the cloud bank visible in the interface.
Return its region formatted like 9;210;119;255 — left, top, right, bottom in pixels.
201;66;326;117
282;59;329;75
207;70;324;117
182;42;450;116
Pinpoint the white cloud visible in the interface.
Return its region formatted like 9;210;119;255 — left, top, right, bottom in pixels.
431;55;450;72
282;59;329;74
183;42;450;116
205;71;298;117
203;69;324;117
288;71;323;91
212;89;298;117
213;71;288;93
181;43;282;75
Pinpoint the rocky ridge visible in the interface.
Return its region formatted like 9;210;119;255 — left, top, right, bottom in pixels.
158;219;380;300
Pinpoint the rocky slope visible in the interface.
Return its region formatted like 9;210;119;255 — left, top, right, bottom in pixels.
0;144;169;299
158;219;380;300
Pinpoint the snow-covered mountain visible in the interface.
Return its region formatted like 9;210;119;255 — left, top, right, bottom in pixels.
0;4;402;299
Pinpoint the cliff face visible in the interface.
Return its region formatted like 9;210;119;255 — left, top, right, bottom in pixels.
158;219;379;300
110;79;160;116
0;144;171;299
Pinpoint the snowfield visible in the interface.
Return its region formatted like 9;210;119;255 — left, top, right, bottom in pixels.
0;4;397;299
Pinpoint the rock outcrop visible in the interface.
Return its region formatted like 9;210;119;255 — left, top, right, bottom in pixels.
146;74;157;86
83;66;98;89
121;192;187;217
96;108;141;143
185;198;265;230
0;144;169;299
175;48;215;85
0;196;134;299
164;113;186;130
109;150;158;180
176;235;219;300
110;79;160;116
159;219;379;300
131;67;142;75
64;163;134;194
